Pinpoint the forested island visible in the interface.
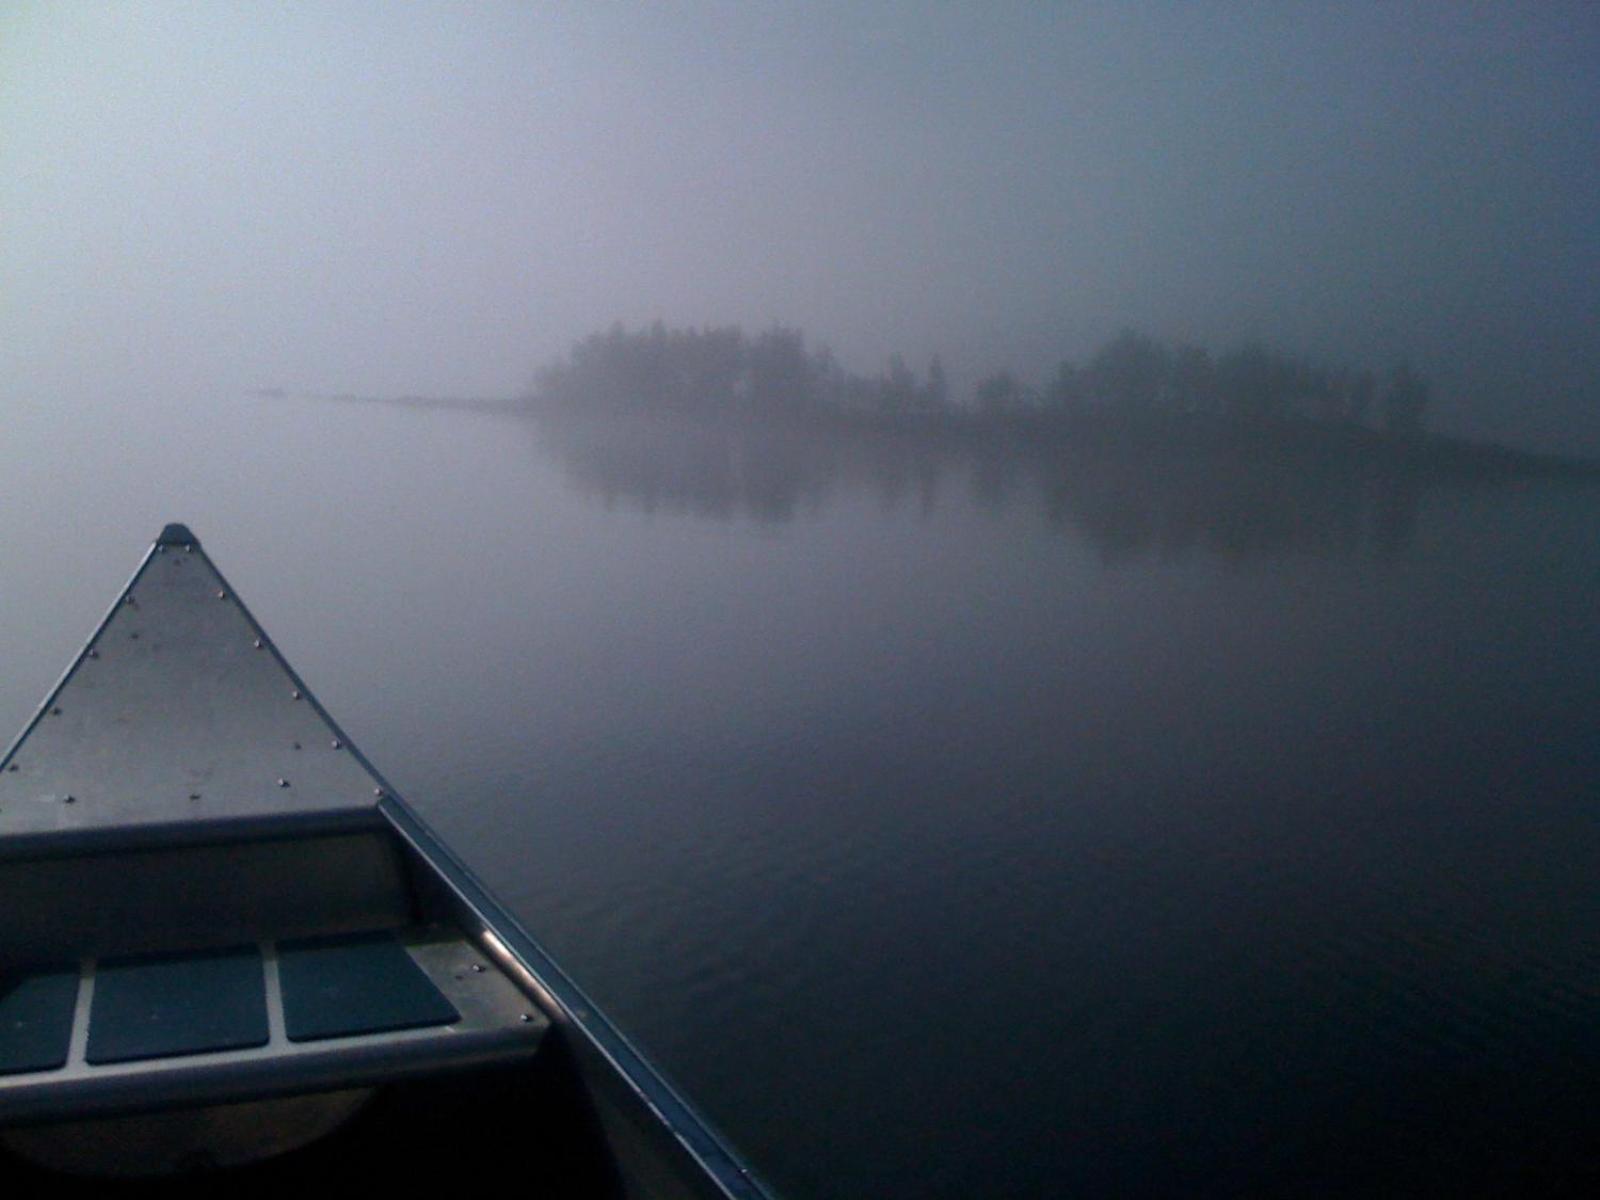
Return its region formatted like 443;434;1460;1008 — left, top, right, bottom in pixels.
281;321;1595;558
527;321;1592;479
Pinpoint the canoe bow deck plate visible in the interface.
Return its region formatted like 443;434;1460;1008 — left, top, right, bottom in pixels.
0;525;383;845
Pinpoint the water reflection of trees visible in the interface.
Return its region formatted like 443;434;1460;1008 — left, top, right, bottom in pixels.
1035;450;1415;563
536;416;837;524
537;415;1446;562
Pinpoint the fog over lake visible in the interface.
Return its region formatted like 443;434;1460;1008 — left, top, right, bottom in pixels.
4;5;1599;1196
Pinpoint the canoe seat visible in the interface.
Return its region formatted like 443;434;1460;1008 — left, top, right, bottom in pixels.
0;929;545;1122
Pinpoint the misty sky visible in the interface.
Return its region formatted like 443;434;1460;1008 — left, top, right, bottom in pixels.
4;3;1597;452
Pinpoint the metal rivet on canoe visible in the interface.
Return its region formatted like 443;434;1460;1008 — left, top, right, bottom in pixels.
292;741;302;750
291;689;302;700
471;964;486;974
189;793;201;801
277;777;290;788
123;594;136;605
157;544;167;554
50;707;61;716
185;544;194;553
87;648;99;659
6;763;17;772
217;590;228;601
62;795;75;804
253;638;263;649
373;788;385;798
331;738;343;750
519;1013;533;1024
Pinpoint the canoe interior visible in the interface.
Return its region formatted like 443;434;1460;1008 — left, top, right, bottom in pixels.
0;525;770;1198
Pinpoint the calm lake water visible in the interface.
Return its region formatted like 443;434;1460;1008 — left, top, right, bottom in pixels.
3;396;1598;1196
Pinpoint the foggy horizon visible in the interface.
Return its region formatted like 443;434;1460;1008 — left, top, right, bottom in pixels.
5;4;1598;454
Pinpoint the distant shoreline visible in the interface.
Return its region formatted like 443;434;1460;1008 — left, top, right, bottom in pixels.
269;386;1600;483
250;388;524;415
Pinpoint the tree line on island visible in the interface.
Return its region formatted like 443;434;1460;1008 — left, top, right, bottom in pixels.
531;321;1433;440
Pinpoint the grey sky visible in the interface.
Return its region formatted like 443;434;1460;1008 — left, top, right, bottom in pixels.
4;2;1597;451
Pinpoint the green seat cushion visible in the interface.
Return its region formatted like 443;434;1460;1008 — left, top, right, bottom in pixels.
278;932;458;1042
0;968;79;1075
87;947;268;1065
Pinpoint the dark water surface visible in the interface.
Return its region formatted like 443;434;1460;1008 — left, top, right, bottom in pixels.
3;399;1598;1196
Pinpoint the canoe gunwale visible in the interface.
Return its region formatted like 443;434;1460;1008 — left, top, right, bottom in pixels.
0;541;160;779
380;794;775;1200
0;807;388;864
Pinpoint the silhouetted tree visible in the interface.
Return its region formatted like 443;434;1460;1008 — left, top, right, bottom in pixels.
877;353;919;415
748;326;819;418
678;325;745;412
1044;360;1086;411
1089;329;1172;410
1169;344;1217;413
1216;344;1294;422
975;370;1024;416
1316;367;1351;423
924;355;949;412
1381;363;1430;439
1348;370;1375;427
